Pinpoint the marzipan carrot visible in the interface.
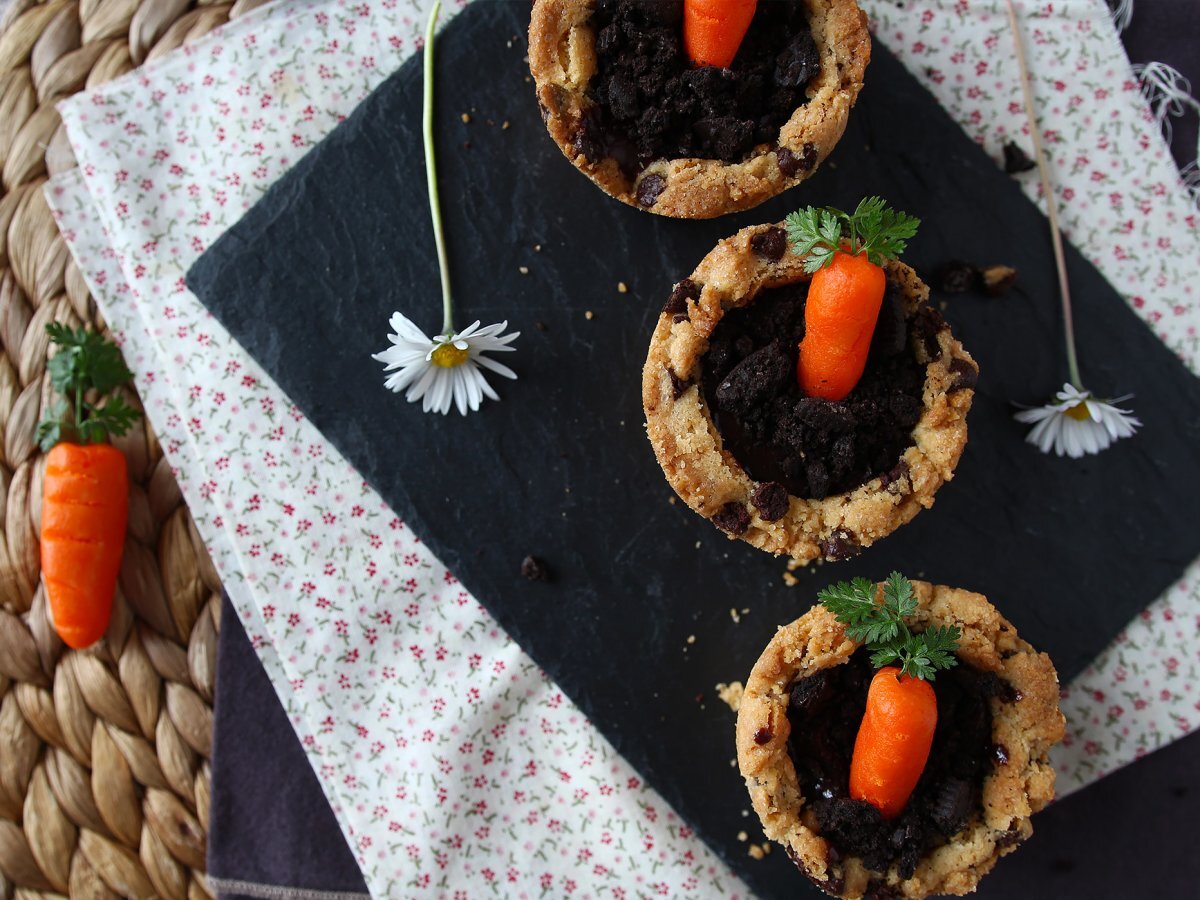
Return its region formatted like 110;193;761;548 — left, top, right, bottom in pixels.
819;573;961;819
849;666;937;819
796;250;886;400
683;0;757;69
37;324;140;650
41;443;129;648
785;198;921;401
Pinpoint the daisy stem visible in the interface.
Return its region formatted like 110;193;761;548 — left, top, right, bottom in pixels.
423;0;455;336
1005;0;1083;390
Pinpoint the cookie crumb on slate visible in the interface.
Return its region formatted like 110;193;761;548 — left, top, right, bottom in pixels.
737;831;748;842
461;112;471;123
748;844;769;860
519;265;529;275
686;634;696;645
783;571;799;587
981;264;1017;296
716;681;744;712
617;281;629;293
585;310;594;320
520;555;549;581
729;608;741;624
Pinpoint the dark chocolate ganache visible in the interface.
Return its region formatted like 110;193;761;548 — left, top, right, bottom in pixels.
574;0;821;174
786;650;1009;882
699;268;926;501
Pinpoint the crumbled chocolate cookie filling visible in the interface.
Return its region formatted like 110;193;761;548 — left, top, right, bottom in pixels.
578;0;820;174
713;501;752;535
700;281;926;500
786;650;1000;880
750;481;789;521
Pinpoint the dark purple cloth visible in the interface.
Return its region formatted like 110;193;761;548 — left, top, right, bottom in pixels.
209;7;1200;898
1120;0;1200;174
210;594;368;898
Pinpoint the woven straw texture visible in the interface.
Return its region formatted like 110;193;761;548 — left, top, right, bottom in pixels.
0;1;270;897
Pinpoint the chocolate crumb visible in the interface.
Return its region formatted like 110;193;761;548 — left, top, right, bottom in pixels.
664;278;701;317
753;728;773;745
636;173;666;207
981;264;1018;296
939;260;978;293
1003;141;1037;174
750;481;789;521
818;529;860;561
947;358;979;393
713;501;752;536
520;555;549;582
750;227;788;261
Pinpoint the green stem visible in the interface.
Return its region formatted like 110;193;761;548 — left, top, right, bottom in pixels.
74;384;84;443
1006;0;1083;390
423;0;454;336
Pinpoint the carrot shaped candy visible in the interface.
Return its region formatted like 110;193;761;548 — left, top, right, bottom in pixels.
36;325;140;650
849;667;937;819
819;573;961;819
785;198;921;401
684;0;757;68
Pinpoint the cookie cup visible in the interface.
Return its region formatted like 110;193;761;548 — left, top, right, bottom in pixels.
735;582;1064;899
528;0;870;218
642;223;976;564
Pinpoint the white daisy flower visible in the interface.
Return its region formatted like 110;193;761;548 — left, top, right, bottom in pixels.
373;314;518;416
1014;384;1140;458
1006;1;1139;460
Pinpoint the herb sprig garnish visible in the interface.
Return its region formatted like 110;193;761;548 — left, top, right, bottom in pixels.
785;196;921;274
37;324;140;451
819;572;960;681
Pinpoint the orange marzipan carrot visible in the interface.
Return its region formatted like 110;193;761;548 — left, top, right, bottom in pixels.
849;666;938;819
796;250;888;401
41;442;129;649
683;0;757;69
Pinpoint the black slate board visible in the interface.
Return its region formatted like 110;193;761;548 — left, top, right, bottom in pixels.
188;3;1200;896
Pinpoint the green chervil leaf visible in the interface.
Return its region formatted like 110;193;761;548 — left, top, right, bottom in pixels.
785;196;920;271
819;571;961;681
38;324;139;449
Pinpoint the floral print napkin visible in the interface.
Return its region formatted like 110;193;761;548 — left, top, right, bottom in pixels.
44;0;1200;896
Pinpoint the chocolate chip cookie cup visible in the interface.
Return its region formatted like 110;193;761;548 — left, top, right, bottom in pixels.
736;582;1064;899
642;222;977;564
528;0;870;218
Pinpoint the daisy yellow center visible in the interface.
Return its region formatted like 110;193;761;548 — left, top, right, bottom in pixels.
1064;401;1092;421
431;343;469;368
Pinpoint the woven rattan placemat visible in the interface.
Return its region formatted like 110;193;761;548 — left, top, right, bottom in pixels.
0;2;269;896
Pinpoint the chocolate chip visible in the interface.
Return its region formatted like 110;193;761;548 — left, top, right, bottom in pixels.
750;226;787;261
750;481;789;521
997;827;1026;849
520;555;549;581
818;529;860;561
878;460;910;490
981;263;1018;296
910;305;947;362
1003;140;1037;174
753;728;773;745
947;358;979;393
663;278;701;317
929;777;974;835
939;260;978;293
992;743;1010;766
712;501;751;536
636;173;666;207
979;672;1022;703
667;368;692;399
776;142;817;178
